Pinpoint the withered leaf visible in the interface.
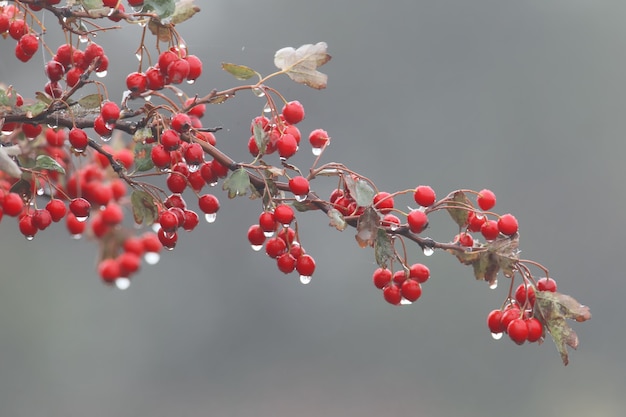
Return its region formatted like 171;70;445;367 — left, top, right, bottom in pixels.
328;208;347;231
355;207;380;248
450;235;519;287
374;228;394;268
274;42;331;89
445;190;473;227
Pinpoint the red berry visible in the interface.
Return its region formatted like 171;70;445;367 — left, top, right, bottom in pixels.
248;136;260;156
142;232;162;253
477;189;496;211
198;194;220;214
171;113;192;133
372;268;392;289
101;202;124;225
161;129;181;151
69;197;91;219
456;232;474;247
537;277;557;292
383;284;402;305
407;210;428;233
373;191;394;214
288;176;310;197
21;123;42;138
68;127;89;150
526;317;543;343
497;213;518;236
183;142;204;166
185;55;203;81
93;115;112;138
66;212;86;236
98;258;120;282
123;237;145;256
382;213;401;228
281;100;305;124
9;19;28;40
19;214;37;239
480;219;499;240
114;148;134;170
167;58;190;84
273;204;294;225
409;263;430;283
514;283;536;308
467;211;486;232
3;193;24;217
118;252;141;276
507;318;529;345
500;306;521;331
18;34;39;56
277;133;298;159
413;185;436;207
296;254;316;277
32;209;52;230
126;71;148;93
277;253;297;274
44;81;63;98
46;199;67;222
146;66;166;90
84;42;104;64
247;224;266;246
487;309;505;334
166;173;187;193
401;279;422;302
100;101;120;123
309;128;329;149
151;144;171;168
265;236;287;258
182;209;199;231
211;159;229;178
45;60;65;82
259;211;277;234
159;210;179;233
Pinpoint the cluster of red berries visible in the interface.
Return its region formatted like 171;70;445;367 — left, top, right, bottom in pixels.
372;263;430;305
126;46;203;95
0;3;47;63
247;206;316;283
487;277;558;344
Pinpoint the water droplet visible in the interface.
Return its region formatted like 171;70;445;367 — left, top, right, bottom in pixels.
251;244;263;252
72;233;82;240
263;103;271;113
96;70;108;78
100;134;112;142
144;252;160;265
253;88;265;98
311;147;323;156
204;213;217;223
186;79;195;85
76;215;88;222
25;235;35;241
209;181;218;187
389;223;399;231
36;188;45;196
300;275;312;285
263;231;274;238
187;164;199;173
295;194;307;202
131;5;143;12
491;332;503;340
105;121;116;130
138;21;147;28
143;95;152;102
163;230;176;239
423;247;434;257
400;297;413;305
79;35;88;43
151;223;160;233
115;278;131;290
489;280;498;290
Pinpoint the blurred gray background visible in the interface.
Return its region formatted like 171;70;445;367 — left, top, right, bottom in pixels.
1;0;625;416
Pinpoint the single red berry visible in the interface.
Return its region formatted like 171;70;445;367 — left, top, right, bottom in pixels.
247;224;266;246
514;283;536;308
90;213;110;238
18;34;39;56
498;213;518;236
66;212;86;236
46;199;67;222
480;219;499;240
65;66;84;87
456;232;474;247
259;211;277;234
32;209;53;230
158;50;178;76
407;210;428;233
45;60;65;82
277;133;298;159
383;284;402;305
413;185;436;207
183;142;204;166
487;309;506;334
151;144;171;168
69;197;91;219
100;101;120;123
199;161;217;184
171;113;192;133
142;232;162;253
19;214;37;239
126;71;148;93
84;42;104;64
98;258;120;282
185;99;206;118
248;136;260;156
277;253;297;274
211;159;229;178
123;237;145;256
392;270;407;286
296;254;316;277
68;127;89;150
146;66;166;90
101;202;124;225
477;189;496;211
114;148;134;170
159;228;179;249
273;204;294;226
283;124;301;144
159;210;179;233
309;128;329;149
187;171;206;192
127;0;145;7
281;100;305;124
21;123;42;138
401;279;422;302
467;211;486;232
93;115;112;138
288;176;310;197
166;173;187;194
277;227;296;245
182;209;199;231
382;213;401;228
54;44;74;68
409;263;430;283
526;317;543;343
507;318;529;345
9;19;28;40
537;277;557;292
45;128;65;147
372;268;392;289
373;191;394;214
198;194;220;214
265;236;287;258
500;306;521;331
167;59;190;84
118;252;141;276
185;55;203;81
161;129;181;151
164;194;187;210
44;81;63;99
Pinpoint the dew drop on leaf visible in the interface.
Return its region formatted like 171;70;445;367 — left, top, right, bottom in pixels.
144;252;160;265
115;278;131;290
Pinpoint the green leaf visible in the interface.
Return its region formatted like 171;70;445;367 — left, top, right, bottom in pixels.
134;141;154;172
133;127;154;143
22;101;48;118
252;121;269;154
374;228;394;268
535;291;591;366
327;208;347;231
355;207;380;248
35;155;66;174
445;190;472;227
131;190;158;225
221;63;258;80
274;42;332;89
77;93;103;109
81;0;104;10
144;0;176;20
222;167;250;198
0;87;17;107
344;175;374;207
170;0;201;25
